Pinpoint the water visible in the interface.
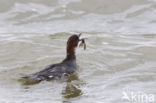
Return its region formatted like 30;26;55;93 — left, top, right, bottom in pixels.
0;0;156;103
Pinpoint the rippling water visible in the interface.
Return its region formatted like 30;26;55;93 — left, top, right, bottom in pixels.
0;0;156;103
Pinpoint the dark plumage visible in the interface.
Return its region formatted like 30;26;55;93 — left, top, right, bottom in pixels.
22;33;86;81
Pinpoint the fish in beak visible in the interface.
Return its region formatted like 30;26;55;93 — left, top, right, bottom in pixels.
78;33;87;50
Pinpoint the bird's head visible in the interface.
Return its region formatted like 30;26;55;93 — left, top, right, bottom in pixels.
66;33;86;56
67;33;81;48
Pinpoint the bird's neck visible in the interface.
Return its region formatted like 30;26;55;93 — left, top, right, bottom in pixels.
66;45;76;60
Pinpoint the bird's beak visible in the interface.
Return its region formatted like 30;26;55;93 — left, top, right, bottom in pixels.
78;33;87;50
78;33;82;39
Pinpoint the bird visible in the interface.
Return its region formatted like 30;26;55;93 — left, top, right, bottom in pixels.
22;33;86;81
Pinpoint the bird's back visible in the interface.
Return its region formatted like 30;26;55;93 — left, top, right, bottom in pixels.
22;58;77;81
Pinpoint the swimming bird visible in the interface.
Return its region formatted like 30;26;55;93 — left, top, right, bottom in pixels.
22;33;86;81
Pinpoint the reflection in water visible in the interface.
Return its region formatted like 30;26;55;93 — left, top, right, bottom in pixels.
19;72;83;99
18;77;40;85
62;83;81;98
62;73;82;98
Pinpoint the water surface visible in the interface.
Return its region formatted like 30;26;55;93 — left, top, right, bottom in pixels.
0;0;156;103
